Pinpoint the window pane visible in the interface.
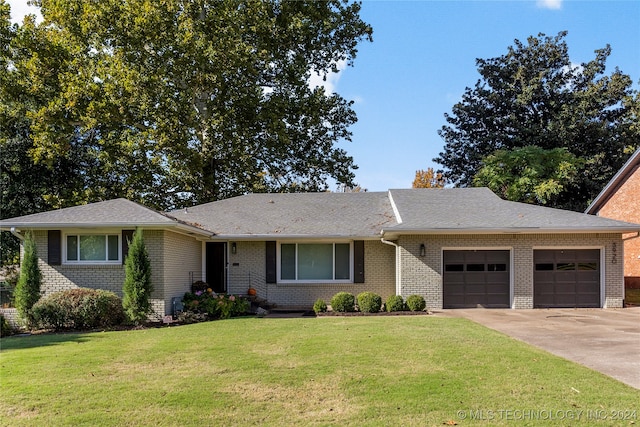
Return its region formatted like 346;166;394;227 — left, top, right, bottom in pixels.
557;263;576;271
335;243;350;280
107;235;119;261
67;236;78;261
535;263;554;271
488;263;507;272
80;235;106;261
281;244;296;280
298;244;332;280
466;263;485;272
577;262;597;271
445;264;464;272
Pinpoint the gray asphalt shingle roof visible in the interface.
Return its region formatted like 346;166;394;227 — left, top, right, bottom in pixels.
168;192;397;238
2;189;638;237
386;188;640;234
0;198;177;228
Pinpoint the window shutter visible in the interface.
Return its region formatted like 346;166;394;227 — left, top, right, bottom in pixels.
266;241;277;283
354;240;365;283
48;230;62;265
122;230;135;264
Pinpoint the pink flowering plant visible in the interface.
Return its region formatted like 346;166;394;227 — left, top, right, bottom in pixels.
182;288;249;320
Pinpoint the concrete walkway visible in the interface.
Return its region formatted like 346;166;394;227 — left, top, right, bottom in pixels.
435;307;640;389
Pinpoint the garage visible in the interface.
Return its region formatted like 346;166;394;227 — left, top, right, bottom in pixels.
534;249;600;308
443;250;510;308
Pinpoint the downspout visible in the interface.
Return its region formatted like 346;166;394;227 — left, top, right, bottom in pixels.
10;227;24;240
381;237;401;296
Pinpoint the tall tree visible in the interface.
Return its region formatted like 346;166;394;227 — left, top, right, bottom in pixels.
6;0;372;210
435;31;639;211
412;167;445;188
473;146;581;205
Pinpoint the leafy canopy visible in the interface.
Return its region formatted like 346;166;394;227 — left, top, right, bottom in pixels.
2;0;373;211
435;31;639;210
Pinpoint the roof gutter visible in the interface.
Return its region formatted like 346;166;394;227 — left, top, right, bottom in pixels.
381;226;640;239
10;227;24;241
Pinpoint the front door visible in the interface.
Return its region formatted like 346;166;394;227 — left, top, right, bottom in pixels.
206;242;227;293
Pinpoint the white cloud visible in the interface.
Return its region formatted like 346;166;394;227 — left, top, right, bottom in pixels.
6;0;43;24
536;0;562;10
308;60;347;95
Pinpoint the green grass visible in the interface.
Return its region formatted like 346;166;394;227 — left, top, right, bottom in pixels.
1;317;638;426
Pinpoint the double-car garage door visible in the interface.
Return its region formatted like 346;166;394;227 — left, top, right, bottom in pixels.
443;249;601;309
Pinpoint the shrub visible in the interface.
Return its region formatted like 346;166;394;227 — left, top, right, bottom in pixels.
313;298;327;314
182;291;249;320
0;314;12;337
357;292;382;313
14;231;41;325
30;288;125;330
386;295;405;312
406;294;426;312
330;292;355;313
122;229;153;324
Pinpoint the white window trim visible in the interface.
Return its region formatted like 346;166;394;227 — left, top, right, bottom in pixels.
277;241;354;284
63;232;122;265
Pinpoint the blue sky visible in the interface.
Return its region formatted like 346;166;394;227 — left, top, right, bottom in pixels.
7;0;640;192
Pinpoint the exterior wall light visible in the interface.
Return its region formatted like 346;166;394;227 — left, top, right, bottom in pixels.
231;242;237;254
419;243;426;257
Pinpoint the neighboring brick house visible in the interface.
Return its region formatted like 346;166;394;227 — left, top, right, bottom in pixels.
2;188;639;318
586;149;640;286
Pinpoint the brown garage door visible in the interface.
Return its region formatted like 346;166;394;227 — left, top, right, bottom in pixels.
443;250;510;308
534;249;600;308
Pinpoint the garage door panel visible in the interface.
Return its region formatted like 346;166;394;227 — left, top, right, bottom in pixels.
443;250;510;309
534;249;600;308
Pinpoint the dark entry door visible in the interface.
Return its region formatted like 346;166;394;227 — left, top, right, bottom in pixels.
443;250;510;308
206;242;227;293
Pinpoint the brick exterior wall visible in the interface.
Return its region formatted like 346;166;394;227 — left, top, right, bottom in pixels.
227;240;396;307
398;233;624;309
596;165;640;277
29;229;200;319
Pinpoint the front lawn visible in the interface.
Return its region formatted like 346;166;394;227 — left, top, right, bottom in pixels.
1;317;638;426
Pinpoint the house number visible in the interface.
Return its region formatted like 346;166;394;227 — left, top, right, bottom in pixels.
612;242;617;264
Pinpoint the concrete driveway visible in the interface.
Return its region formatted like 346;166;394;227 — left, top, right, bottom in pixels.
436;308;640;389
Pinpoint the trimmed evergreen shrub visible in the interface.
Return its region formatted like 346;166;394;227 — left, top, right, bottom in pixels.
313;298;327;314
357;292;382;313
330;292;355;312
14;231;41;325
386;295;405;312
122;229;153;324
0;314;12;337
406;294;426;312
30;288;125;330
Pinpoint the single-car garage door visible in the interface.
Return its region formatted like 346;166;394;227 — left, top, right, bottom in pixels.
443;250;510;308
534;249;600;308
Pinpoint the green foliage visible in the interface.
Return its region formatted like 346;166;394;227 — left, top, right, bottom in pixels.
30;288;125;330
473;146;582;204
356;291;382;313
436;31;640;211
330;292;355;313
182;291;249;320
122;229;153;324
0;314;12;337
386;295;406;312
13;231;41;324
313;298;328;314
3;1;373;210
406;295;426;312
